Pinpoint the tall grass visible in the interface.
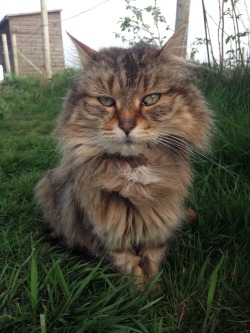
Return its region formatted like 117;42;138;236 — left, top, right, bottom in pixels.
0;70;249;332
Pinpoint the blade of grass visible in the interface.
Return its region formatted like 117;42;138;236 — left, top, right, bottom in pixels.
51;257;70;298
140;296;165;312
202;255;225;332
207;255;225;313
197;256;210;286
40;313;46;333
131;318;151;333
0;265;22;308
59;260;103;314
30;248;38;309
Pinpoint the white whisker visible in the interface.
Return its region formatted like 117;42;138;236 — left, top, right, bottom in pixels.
154;132;237;177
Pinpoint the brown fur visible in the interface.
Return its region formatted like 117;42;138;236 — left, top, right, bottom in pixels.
35;28;212;286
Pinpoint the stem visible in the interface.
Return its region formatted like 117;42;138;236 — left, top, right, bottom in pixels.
230;1;238;65
231;0;246;69
154;0;163;46
221;0;225;70
218;0;222;70
201;0;212;67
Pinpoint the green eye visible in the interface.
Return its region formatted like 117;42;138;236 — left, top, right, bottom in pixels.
141;93;160;106
98;96;116;107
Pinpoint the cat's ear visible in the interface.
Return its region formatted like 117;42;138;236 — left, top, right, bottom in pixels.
159;25;187;58
67;32;97;65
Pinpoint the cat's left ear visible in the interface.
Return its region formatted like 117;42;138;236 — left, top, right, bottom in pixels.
67;32;97;65
159;25;187;58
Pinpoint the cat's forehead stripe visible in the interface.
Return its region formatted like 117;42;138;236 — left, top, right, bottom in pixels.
97;46;158;70
91;48;161;95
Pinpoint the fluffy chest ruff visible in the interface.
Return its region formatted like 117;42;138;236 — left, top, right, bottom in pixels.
73;152;191;251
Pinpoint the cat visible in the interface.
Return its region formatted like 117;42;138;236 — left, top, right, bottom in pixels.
35;27;212;287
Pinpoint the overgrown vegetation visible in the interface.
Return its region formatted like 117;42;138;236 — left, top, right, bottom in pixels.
0;70;249;332
115;0;250;71
114;0;170;46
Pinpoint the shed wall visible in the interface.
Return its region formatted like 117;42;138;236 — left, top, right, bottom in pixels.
0;11;64;76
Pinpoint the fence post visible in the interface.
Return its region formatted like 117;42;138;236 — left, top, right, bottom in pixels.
1;34;11;74
11;34;19;75
40;0;52;78
175;0;191;58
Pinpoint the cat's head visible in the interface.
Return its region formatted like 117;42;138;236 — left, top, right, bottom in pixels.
59;27;212;160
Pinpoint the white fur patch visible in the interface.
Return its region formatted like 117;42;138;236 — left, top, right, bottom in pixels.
122;166;161;185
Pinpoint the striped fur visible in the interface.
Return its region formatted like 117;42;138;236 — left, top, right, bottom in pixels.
35;29;212;286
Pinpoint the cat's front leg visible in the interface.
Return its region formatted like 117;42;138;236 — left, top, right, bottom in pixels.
138;245;167;283
109;250;144;285
109;245;167;287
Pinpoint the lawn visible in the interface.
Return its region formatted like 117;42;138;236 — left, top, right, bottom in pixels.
0;70;249;332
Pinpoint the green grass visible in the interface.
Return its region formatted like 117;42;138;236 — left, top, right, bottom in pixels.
0;70;249;332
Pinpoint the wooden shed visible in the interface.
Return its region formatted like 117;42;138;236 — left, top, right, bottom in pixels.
0;10;65;76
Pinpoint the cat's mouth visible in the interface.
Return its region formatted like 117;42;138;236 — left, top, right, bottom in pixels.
107;137;144;156
115;135;137;147
124;137;134;146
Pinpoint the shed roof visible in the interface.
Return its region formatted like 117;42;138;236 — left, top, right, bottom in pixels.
0;10;62;28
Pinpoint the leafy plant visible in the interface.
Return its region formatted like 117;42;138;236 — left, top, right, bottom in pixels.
114;0;170;46
116;0;250;72
200;0;250;71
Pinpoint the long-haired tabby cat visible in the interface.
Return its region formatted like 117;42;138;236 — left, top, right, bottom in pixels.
35;27;212;287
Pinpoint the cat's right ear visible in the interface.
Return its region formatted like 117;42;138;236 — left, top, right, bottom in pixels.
159;25;187;58
67;32;97;65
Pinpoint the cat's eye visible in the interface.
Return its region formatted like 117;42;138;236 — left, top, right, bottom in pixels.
98;96;116;107
141;93;160;106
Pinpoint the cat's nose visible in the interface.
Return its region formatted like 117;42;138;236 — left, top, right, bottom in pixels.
119;119;136;135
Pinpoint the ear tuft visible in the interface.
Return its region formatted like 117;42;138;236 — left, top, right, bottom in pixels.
159;25;187;58
67;32;97;65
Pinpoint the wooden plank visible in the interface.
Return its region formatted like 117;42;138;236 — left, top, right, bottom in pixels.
1;34;11;73
11;34;19;75
17;49;43;74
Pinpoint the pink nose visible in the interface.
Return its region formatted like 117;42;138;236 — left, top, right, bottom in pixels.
119;120;136;135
